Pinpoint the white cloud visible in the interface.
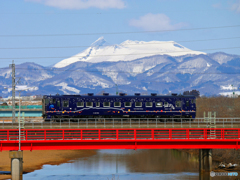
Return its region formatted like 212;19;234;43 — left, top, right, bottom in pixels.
25;0;126;9
129;13;187;31
231;0;240;13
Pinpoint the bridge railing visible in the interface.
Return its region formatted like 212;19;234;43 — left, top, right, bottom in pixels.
0;117;240;129
0;128;239;141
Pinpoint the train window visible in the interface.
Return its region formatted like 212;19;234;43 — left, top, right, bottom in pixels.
53;99;56;104
125;102;131;107
104;102;110;107
164;102;168;106
156;102;162;107
135;102;142;107
57;100;60;107
50;99;53;104
96;102;100;107
114;102;121;107
186;101;189;107
146;102;152;107
63;100;69;107
45;99;49;105
191;99;196;104
86;102;93;107
77;102;84;107
175;101;181;107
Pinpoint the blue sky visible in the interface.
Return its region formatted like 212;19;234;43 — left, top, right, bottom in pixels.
0;0;240;68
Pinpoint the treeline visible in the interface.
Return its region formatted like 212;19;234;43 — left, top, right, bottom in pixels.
196;96;240;118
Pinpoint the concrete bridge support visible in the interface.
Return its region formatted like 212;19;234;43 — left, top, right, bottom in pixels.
199;149;212;179
9;151;23;180
199;149;212;173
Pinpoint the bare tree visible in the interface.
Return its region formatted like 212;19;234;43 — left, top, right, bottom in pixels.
183;90;200;97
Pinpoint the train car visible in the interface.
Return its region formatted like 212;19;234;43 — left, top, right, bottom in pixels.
42;93;196;121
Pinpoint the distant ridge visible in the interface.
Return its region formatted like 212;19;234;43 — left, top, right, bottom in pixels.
1;39;239;97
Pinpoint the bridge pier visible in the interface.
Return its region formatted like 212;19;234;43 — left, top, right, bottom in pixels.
9;151;23;180
199;149;212;178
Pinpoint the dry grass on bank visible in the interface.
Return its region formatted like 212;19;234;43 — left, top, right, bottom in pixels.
196;96;240;118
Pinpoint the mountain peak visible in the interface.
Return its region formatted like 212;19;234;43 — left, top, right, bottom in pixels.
53;38;206;68
91;36;107;47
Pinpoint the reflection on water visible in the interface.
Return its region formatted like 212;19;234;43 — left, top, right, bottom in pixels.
24;149;198;180
70;149;199;174
23;149;238;180
125;149;198;173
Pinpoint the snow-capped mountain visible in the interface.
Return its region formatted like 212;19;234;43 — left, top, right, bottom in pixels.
1;37;240;97
54;37;205;68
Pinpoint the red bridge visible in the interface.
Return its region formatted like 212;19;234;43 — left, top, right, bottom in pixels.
1;128;240;151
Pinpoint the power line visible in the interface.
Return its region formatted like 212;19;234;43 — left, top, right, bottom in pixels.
0;9;225;15
0;36;240;50
0;25;240;37
0;46;239;60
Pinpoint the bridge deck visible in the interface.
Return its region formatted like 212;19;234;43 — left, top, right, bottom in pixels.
0;128;239;151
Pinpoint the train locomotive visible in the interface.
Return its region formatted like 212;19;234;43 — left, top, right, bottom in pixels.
42;93;196;121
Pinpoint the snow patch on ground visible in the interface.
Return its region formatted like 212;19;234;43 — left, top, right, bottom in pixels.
219;91;240;96
24;73;52;81
55;82;80;94
220;85;237;90
163;76;174;83
5;85;38;92
147;70;154;76
211;53;234;64
92;81;110;88
179;58;208;69
0;70;12;78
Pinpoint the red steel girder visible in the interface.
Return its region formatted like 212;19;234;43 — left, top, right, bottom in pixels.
0;128;239;151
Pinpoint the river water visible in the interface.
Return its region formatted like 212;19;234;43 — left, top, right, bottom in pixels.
23;149;237;180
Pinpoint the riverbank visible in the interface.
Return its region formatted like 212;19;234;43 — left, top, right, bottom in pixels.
0;150;96;180
181;149;240;172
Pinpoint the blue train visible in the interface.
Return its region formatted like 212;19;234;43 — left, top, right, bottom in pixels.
42;93;196;121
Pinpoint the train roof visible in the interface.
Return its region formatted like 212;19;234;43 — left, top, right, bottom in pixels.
43;94;196;98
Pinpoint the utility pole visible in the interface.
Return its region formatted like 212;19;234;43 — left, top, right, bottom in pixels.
10;60;16;123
